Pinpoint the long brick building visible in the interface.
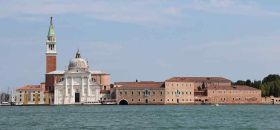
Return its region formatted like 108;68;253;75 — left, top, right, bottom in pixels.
114;77;261;105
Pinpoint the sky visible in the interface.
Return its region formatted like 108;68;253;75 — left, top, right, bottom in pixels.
1;0;280;91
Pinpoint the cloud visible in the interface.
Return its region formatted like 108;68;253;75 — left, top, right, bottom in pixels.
180;33;280;64
187;0;280;16
0;1;183;26
1;0;279;27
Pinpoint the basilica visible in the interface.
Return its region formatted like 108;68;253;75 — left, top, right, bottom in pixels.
14;17;111;105
54;51;101;104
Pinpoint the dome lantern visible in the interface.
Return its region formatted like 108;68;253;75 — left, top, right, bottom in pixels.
68;50;89;71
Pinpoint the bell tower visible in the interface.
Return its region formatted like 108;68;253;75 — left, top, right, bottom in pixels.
46;16;57;73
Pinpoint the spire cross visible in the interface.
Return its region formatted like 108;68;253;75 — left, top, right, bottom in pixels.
75;49;81;58
50;16;53;25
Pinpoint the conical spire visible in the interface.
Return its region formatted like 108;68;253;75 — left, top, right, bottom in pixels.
48;16;55;37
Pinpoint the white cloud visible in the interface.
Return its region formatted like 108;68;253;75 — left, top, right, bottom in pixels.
1;0;279;26
188;0;280;16
180;34;280;63
0;1;183;26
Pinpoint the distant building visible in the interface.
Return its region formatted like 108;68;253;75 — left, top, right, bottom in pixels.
206;85;261;104
15;83;46;105
115;79;195;105
165;78;195;104
0;92;10;103
262;96;280;104
115;82;165;105
44;17;110;105
114;77;262;105
14;17;110;105
54;51;101;104
167;77;231;91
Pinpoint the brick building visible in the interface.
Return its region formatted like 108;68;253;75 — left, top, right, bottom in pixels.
115;82;165;105
15;83;46;105
114;77;262;105
164;78;195;104
207;85;261;104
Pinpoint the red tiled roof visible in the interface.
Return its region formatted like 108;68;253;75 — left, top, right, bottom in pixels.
115;81;164;88
166;77;231;83
207;85;260;91
16;85;42;91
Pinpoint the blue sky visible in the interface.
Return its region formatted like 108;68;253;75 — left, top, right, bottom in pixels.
1;0;280;91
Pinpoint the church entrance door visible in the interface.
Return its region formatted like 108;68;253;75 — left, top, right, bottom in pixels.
75;93;80;103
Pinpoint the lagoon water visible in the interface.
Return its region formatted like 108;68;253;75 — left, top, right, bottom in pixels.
0;105;279;130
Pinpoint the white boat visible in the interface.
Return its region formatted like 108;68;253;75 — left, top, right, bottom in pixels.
0;102;10;106
102;102;117;105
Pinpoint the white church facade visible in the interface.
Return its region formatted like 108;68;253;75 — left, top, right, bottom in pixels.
54;51;101;104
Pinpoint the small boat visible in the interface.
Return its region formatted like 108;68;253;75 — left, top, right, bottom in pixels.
215;104;219;106
0;102;10;106
102;102;117;105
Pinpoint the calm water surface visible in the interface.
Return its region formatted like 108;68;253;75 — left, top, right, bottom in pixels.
0;105;279;130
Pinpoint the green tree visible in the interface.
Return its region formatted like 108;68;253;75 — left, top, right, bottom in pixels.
262;74;280;83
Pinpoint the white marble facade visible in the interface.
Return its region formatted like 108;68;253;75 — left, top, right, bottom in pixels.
54;51;101;105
